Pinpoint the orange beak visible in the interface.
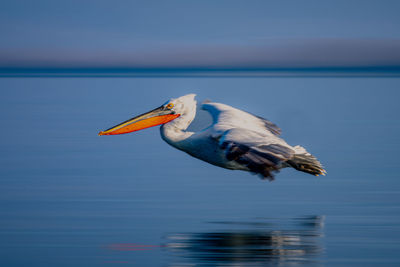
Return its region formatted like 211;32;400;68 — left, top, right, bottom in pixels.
99;106;180;136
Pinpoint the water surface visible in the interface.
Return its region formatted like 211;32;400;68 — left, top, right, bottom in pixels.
0;77;399;266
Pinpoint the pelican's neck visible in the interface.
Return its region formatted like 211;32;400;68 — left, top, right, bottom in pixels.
160;108;196;150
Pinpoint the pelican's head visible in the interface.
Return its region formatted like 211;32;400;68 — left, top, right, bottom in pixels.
98;94;196;136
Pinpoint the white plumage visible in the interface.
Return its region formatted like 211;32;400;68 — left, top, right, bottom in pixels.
159;94;326;180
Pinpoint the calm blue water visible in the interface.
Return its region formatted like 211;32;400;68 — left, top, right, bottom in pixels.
0;77;399;266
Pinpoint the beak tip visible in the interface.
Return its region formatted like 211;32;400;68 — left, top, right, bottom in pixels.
98;131;106;136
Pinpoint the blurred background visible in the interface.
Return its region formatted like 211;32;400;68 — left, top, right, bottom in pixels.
1;0;400;75
0;1;400;266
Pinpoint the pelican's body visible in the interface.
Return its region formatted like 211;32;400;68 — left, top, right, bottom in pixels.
99;94;325;180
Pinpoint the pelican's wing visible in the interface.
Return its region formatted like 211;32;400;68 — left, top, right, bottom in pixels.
202;102;281;136
255;115;281;136
218;128;294;180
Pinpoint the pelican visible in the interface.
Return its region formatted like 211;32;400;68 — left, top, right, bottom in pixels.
99;94;325;180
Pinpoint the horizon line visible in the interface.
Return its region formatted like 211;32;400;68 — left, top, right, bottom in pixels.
1;66;400;78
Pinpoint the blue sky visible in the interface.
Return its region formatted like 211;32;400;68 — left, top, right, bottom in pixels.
1;0;400;68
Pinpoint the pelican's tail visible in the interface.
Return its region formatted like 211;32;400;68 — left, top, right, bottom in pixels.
287;146;326;176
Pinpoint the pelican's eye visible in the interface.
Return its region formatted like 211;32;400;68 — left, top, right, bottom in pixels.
166;103;174;109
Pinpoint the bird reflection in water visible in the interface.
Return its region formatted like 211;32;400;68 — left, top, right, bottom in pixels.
165;216;324;266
